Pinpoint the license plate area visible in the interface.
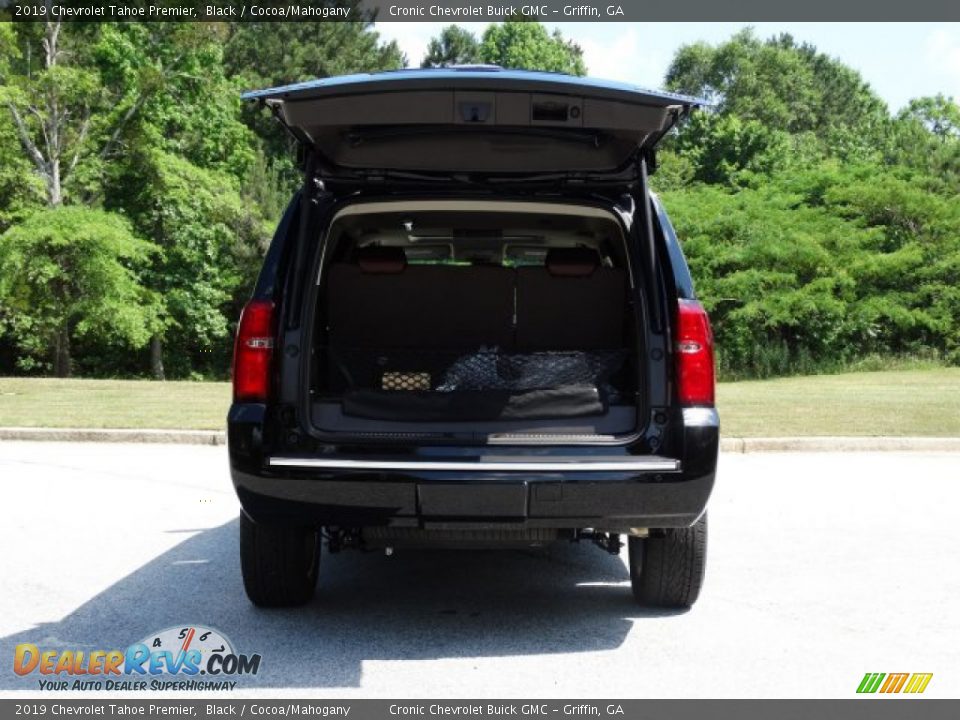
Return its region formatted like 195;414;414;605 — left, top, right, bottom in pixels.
418;483;528;517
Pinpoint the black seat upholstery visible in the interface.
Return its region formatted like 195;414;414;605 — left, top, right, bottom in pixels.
327;246;627;352
516;248;627;351
326;252;515;350
322;246;630;419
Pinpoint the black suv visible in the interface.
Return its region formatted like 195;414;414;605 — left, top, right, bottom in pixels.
229;68;717;609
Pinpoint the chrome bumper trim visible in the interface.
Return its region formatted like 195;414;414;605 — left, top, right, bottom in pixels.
268;457;680;472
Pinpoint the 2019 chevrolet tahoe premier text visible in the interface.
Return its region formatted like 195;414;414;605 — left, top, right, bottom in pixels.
228;68;717;609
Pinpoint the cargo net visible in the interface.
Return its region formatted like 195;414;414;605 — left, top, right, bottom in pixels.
327;347;629;402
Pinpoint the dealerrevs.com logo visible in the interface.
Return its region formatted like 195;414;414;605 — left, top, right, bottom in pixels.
13;625;261;691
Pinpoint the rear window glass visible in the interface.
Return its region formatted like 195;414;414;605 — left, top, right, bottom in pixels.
503;246;548;267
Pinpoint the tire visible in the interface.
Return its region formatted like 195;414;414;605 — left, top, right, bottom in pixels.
628;513;707;609
240;512;320;607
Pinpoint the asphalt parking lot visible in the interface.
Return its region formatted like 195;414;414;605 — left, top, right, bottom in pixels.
1;442;957;698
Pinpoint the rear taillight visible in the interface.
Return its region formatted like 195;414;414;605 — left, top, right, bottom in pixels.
675;299;715;406
232;300;276;402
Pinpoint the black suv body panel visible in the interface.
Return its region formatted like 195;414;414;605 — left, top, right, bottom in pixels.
229;70;715;535
228;190;717;532
242;68;703;182
229;406;717;530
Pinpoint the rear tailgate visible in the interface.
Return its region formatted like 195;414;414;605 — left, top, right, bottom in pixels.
242;68;704;178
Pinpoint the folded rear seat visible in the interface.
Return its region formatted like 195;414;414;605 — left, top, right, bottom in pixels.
326;247;514;350
324;246;621;421
516;247;627;351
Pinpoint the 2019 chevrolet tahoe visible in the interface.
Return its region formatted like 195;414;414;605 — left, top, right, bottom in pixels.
228;68;718;609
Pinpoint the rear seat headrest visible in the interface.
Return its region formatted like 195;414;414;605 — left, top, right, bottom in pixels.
546;247;600;277
357;246;406;274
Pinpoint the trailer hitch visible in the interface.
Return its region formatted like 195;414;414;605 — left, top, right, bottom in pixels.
573;530;623;555
322;527;364;554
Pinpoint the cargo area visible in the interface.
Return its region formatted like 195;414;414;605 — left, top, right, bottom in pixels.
308;202;644;442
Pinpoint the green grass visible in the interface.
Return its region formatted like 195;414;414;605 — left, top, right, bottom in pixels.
716;368;960;437
0;378;231;431
1;368;959;436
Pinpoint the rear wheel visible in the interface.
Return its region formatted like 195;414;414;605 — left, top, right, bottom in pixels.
240;512;320;607
628;513;707;609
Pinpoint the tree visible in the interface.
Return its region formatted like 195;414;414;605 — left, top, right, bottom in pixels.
421;22;587;75
0;206;160;376
0;95;44;234
0;18;217;210
669;112;793;186
897;94;960;141
478;21;586;75
94;23;256;183
889;95;960;192
661;161;960;377
665;30;888;157
0;25;44;233
224;17;405;91
224;18;406;209
1;20;249;378
93;23;268;379
113;149;270;379
659;34;960;375
0;17;105;207
422;25;481;68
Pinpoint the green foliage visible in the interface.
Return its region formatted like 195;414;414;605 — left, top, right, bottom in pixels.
92;24;256;183
420;21;587;75
1;23;109;205
650;150;697;192
0;99;44;232
224;19;406;214
669;29;888;131
89;24;271;377
0;22;958;383
478;21;586;75
115;149;271;378
666;30;889;160
243;149;295;226
0;20;273;377
663;162;960;378
670;112;793;186
654;30;960;378
0;206;160;374
223;17;405;90
898;94;960;140
422;25;481;68
887;95;960;192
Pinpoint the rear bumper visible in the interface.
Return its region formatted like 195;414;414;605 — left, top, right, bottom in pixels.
232;466;714;530
228;408;718;531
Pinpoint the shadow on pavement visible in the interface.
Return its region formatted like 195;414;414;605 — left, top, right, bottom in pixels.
1;519;681;689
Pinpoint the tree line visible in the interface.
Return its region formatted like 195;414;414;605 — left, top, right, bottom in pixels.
0;19;957;380
658;30;960;377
